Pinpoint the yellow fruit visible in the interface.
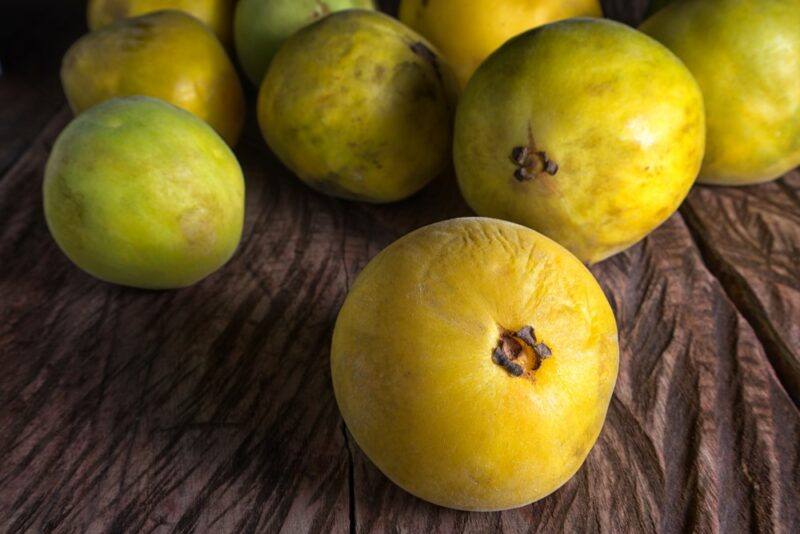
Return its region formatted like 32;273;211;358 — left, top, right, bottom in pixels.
43;97;245;289
258;10;455;203
62;10;245;146
641;0;800;185
399;0;603;89
87;0;233;44
332;217;618;511
454;19;705;264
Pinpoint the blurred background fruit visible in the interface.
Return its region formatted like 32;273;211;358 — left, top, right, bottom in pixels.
399;0;603;90
641;0;800;185
455;19;705;264
61;10;245;146
258;10;456;203
87;0;234;44
43;96;245;289
235;0;376;86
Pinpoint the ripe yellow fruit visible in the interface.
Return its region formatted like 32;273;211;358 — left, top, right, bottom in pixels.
641;0;800;185
454;19;705;264
399;0;603;89
62;10;245;146
332;217;619;511
257;10;455;203
87;0;233;44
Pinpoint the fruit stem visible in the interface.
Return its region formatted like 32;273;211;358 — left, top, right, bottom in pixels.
491;325;552;377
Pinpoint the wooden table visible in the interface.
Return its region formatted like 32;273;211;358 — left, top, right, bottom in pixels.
1;1;798;532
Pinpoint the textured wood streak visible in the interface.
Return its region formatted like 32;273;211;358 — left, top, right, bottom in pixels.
681;173;800;403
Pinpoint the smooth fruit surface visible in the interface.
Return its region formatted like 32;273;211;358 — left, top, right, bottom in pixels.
62;10;245;146
43;97;245;289
641;0;800;185
235;0;375;85
88;0;234;43
454;19;705;264
258;10;455;203
332;217;619;510
399;0;602;89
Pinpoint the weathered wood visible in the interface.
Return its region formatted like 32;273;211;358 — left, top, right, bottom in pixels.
1;1;798;533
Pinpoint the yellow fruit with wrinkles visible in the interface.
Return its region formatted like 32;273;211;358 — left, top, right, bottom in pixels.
88;0;233;44
641;0;800;185
454;19;705;264
399;0;603;89
62;10;245;146
332;217;618;510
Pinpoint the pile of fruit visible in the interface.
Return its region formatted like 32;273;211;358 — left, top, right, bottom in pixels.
44;0;799;511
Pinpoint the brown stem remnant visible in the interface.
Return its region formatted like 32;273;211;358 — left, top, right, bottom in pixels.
510;146;559;182
491;325;553;377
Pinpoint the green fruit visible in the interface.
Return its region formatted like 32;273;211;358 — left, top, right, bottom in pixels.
44;96;245;289
258;10;456;203
642;0;800;185
234;0;376;85
454;19;705;264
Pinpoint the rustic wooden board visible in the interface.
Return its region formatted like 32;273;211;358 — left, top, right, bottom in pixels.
1;1;798;532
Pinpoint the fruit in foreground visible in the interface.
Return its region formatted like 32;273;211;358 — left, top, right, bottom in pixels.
399;0;602;89
62;10;245;146
641;0;800;185
332;218;618;510
235;0;375;85
454;19;705;264
258;10;455;203
43;97;245;289
87;0;234;43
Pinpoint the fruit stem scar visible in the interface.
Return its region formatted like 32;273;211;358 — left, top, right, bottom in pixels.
491;325;552;377
510;146;558;182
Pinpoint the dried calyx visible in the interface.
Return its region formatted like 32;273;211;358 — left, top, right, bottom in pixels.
491;325;552;377
510;145;558;182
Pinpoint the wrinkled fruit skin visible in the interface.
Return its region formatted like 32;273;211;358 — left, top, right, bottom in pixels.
332;217;619;511
235;0;375;85
399;0;602;90
641;0;800;185
62;10;245;146
258;10;456;203
88;0;234;44
454;19;705;264
43;97;245;289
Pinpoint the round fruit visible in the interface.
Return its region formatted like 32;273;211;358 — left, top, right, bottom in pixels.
87;0;234;44
454;19;705;264
258;10;455;203
331;217;619;511
43;97;245;289
62;10;245;146
399;0;602;89
234;0;375;85
641;0;800;185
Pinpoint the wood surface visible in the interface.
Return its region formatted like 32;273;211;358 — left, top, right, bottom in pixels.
1;1;798;532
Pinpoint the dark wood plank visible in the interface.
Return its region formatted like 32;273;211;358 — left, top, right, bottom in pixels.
1;0;799;533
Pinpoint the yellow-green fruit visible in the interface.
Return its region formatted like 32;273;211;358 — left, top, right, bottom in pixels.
62;10;245;146
641;0;800;185
399;0;603;89
258;10;455;203
332;217;618;511
234;0;376;85
88;0;234;44
454;19;705;264
43;96;245;289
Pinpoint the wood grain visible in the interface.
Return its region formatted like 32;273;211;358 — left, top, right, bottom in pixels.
1;1;798;533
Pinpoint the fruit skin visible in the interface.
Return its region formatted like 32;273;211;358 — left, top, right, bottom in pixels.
88;0;234;44
331;217;618;511
235;0;376;85
43;96;245;289
62;10;245;146
454;19;705;264
258;10;456;203
399;0;602;89
641;0;800;185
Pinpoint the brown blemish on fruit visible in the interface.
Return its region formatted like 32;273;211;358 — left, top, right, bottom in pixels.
409;41;442;83
510;125;559;182
492;325;552;378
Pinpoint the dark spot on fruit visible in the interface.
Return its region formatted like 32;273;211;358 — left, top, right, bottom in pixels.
410;41;442;83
